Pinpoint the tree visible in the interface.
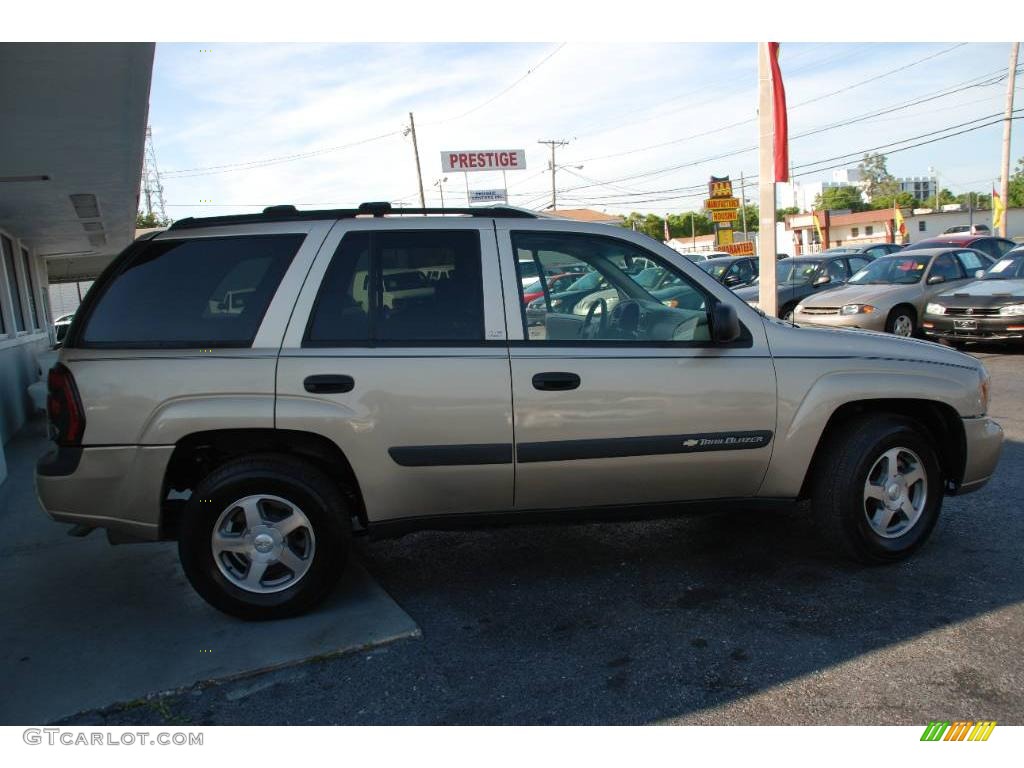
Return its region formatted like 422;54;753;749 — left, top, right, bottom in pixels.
870;191;916;211
814;186;867;212
136;210;170;228
857;153;899;201
955;192;991;211
922;188;956;210
731;204;759;232
622;211;714;240
1009;156;1024;208
776;206;800;222
672;211;713;238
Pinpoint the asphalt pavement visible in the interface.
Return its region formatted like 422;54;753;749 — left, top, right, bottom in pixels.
63;344;1024;726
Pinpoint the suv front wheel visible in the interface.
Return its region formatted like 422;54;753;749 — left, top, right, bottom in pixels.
811;414;943;562
178;455;351;620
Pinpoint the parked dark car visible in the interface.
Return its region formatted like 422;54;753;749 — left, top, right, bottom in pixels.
922;251;1024;345
734;252;878;321
904;233;1017;261
825;243;904;258
696;256;759;288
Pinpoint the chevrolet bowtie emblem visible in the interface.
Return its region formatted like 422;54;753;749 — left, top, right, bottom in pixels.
966;308;974;315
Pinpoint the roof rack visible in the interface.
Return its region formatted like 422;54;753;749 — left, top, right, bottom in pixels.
168;201;539;230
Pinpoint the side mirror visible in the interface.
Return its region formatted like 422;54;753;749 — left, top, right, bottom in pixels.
712;303;741;343
926;275;945;285
975;270;986;279
814;274;831;286
723;274;741;286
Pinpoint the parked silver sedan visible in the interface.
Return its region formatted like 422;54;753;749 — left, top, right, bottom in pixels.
794;248;993;337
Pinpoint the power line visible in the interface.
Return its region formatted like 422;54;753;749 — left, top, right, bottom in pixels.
162;130;402;178
568;42;968;149
424;43;567;125
553;111;1023;208
557;80;1020;198
570;50;997;169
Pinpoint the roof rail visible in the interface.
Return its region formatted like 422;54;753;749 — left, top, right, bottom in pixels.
168;201;539;230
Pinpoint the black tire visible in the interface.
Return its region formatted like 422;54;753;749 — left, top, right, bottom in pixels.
885;305;917;337
178;454;351;620
780;303;796;322
810;414;944;563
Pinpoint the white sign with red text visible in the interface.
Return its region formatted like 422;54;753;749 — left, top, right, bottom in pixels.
441;149;526;173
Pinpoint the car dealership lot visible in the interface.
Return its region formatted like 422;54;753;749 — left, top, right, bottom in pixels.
31;344;1023;725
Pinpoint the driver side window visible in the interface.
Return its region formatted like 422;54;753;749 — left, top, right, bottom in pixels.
513;231;711;344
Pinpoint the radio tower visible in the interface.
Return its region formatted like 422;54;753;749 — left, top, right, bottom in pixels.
141;125;168;224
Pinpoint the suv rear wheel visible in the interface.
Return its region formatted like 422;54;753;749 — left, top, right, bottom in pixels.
811;414;943;563
178;454;351;620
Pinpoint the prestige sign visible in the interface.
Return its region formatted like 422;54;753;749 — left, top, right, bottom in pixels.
441;149;526;173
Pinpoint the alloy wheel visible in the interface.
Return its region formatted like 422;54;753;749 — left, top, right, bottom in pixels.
863;447;927;538
211;494;316;594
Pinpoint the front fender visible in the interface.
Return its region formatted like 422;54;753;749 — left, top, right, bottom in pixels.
758;361;980;498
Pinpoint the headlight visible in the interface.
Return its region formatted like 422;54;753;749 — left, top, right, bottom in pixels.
998;304;1024;316
840;304;875;315
925;303;946;315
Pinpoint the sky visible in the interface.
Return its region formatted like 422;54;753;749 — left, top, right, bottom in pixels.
147;42;1022;220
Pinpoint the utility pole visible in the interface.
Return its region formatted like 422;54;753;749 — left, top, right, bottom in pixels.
757;43;778;317
740;171;748;238
405;112;426;209
433;177;447;210
538;139;568;210
999;42;1019;237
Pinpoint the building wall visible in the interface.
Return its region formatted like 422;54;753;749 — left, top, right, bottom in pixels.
906;208;1024;244
1;223;53;447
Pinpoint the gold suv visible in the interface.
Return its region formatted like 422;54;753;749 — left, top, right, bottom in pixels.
37;203;1003;619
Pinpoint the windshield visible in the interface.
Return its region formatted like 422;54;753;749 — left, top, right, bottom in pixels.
776;260;821;285
849;255;928;285
983;255;1024;279
635;268;663;288
700;262;729;278
567;272;604;291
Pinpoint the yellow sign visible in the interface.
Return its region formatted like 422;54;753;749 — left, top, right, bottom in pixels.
709;180;733;198
717;228;734;246
712;210;739;223
705;197;740;210
722;241;755;256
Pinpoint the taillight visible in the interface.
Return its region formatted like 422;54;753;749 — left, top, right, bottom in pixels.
47;363;86;446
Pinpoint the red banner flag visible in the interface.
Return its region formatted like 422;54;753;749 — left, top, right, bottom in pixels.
768;42;789;182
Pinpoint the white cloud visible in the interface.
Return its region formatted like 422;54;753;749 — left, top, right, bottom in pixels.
149;41;1020;219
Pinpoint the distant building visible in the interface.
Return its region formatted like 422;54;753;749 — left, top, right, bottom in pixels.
544;208;624;224
785;206;1023;253
895;176;936;203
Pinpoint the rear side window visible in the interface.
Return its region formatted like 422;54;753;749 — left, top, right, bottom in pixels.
80;234;303;347
306;229;484;345
954;250;986;274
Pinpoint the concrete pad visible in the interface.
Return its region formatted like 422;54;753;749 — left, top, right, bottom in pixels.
0;419;420;724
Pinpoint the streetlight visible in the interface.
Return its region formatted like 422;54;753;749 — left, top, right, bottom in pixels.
433;176;448;210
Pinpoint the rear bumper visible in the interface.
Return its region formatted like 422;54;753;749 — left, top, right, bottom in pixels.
35;444;174;540
954;416;1003;495
923;316;1024;343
